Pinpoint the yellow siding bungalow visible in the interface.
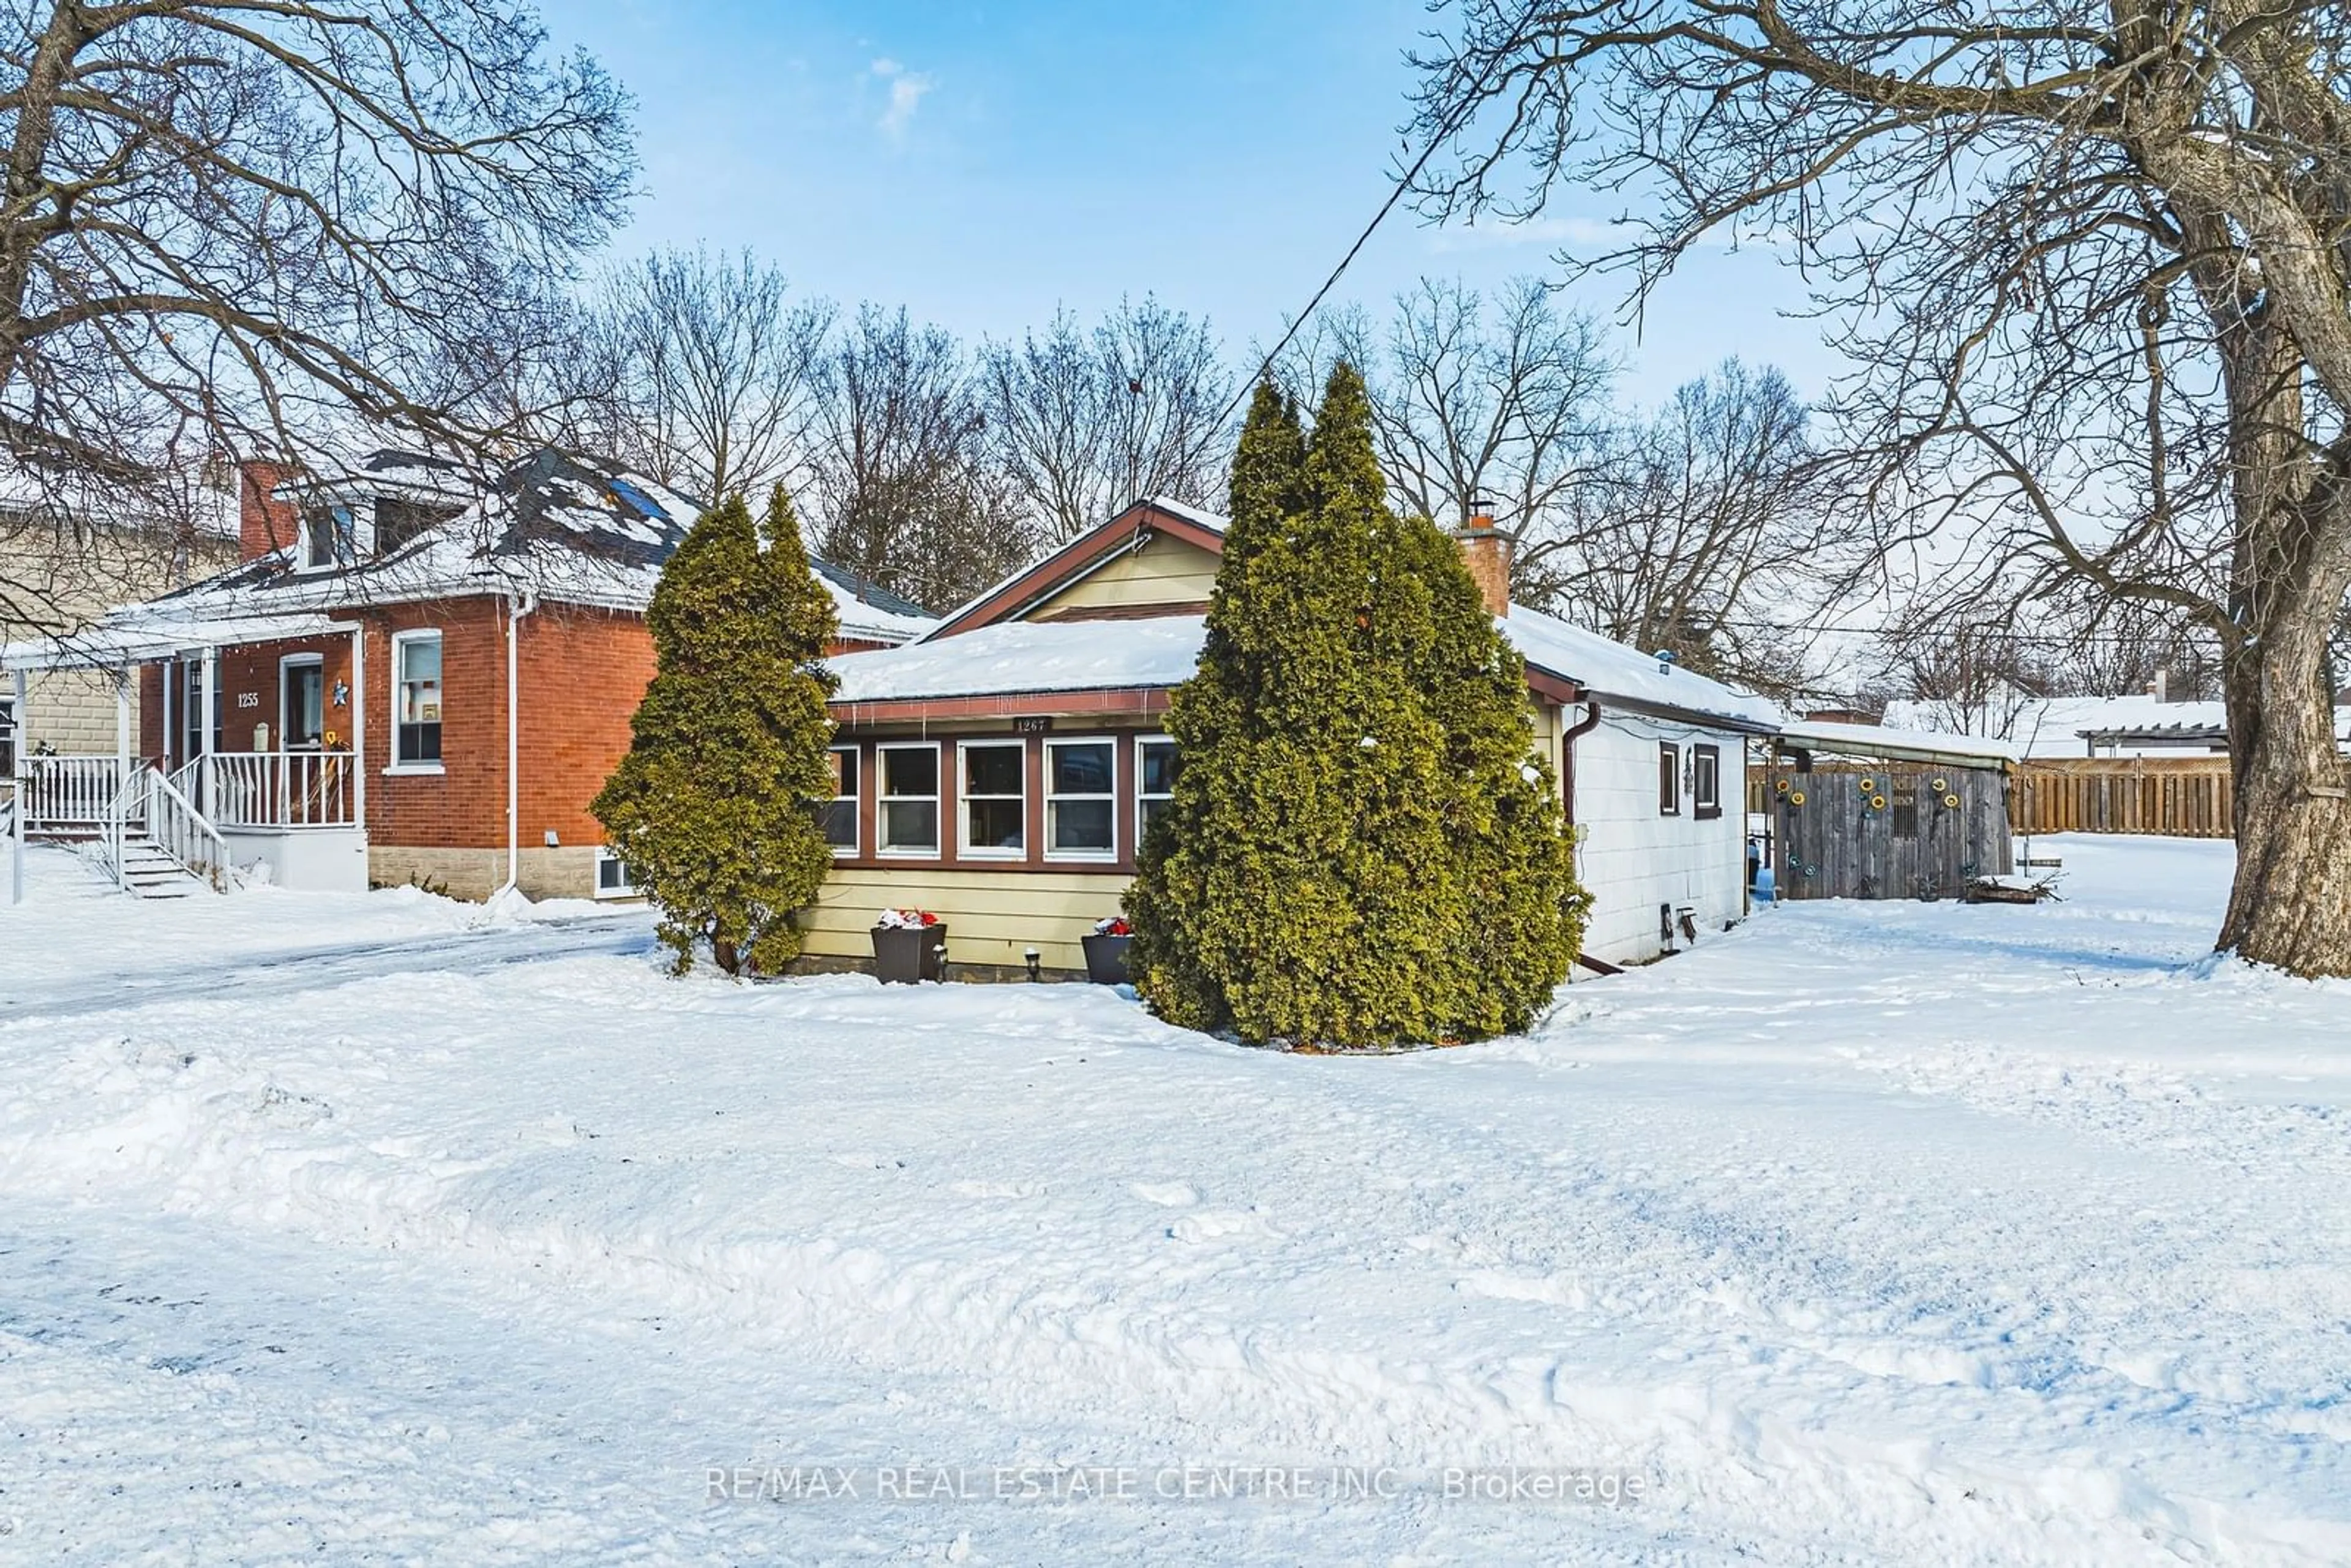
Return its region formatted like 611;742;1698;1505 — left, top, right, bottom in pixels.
805;499;1781;979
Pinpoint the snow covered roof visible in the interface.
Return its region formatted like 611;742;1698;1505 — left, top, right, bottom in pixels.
1880;695;2351;758
1136;495;1228;535
277;447;479;508
1776;719;2018;768
1501;607;1784;731
830;601;1786;733
830;616;1208;703
879;495;1780;728
40;448;934;651
0;457;240;539
2;612;358;672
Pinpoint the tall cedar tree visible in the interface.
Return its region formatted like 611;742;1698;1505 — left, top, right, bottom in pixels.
1130;367;1584;1047
593;487;841;975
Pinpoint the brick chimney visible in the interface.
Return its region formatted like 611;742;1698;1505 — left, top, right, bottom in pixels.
238;460;299;560
1453;505;1512;619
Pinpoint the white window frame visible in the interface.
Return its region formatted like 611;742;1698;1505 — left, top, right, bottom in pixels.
298;499;372;573
388;629;445;775
593;847;637;899
876;741;942;859
956;738;1027;860
1136;733;1176;844
822;744;860;857
1658;742;1682;817
278;652;324;752
1044;735;1119;863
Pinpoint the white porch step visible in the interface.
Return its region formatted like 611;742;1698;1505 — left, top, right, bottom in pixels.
111;834;211;899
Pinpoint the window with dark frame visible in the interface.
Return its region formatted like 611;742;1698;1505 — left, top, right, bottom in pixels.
960;740;1027;856
1659;742;1682;816
820;746;859;853
1693;744;1722;820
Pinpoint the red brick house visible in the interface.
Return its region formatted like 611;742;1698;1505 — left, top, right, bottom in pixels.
5;448;931;899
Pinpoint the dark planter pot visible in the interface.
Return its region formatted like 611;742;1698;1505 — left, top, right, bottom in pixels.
871;923;948;984
1081;932;1133;985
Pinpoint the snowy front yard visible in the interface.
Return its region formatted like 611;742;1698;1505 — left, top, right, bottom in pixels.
1;836;2346;1564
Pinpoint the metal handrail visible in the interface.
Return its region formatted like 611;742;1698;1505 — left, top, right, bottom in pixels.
97;767;147;890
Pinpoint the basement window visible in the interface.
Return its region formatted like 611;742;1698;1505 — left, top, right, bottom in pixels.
593;848;637;899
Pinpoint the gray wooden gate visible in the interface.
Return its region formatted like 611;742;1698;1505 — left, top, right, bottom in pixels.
1763;762;2011;900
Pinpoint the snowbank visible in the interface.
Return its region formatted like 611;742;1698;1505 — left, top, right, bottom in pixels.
1;836;2346;1563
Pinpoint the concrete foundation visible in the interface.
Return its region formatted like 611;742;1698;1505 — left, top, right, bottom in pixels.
368;844;603;902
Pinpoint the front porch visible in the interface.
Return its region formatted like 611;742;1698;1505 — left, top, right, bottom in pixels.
4;612;370;897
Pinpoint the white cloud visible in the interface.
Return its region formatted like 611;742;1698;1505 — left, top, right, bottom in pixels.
868;57;934;140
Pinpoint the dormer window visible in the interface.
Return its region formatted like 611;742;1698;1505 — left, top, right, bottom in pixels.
375;495;462;555
299;501;366;571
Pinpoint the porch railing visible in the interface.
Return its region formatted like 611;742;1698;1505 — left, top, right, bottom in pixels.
22;755;126;830
182;751;357;829
23;752;357;833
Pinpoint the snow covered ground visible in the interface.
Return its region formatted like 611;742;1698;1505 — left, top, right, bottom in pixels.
1;835;2345;1564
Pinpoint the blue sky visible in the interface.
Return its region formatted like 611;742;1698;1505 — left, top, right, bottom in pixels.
541;0;1840;407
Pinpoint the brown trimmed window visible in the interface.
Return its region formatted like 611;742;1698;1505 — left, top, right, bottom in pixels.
877;743;940;857
959;740;1027;857
1693;744;1722;820
1137;736;1177;840
1659;742;1681;816
821;746;859;853
1045;738;1117;860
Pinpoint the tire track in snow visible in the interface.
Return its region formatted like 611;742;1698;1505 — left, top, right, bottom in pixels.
0;915;657;1026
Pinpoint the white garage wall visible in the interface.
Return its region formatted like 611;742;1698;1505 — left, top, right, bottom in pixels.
1571;713;1750;967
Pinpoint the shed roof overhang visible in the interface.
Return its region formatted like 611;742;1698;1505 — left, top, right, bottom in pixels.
2077;724;2230;749
1774;719;2018;768
1;612;358;672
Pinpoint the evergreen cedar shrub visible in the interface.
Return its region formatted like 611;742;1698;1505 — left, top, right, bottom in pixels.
1127;367;1589;1048
593;487;842;976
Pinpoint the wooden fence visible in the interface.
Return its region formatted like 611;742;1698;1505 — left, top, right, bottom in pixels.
2011;757;2234;839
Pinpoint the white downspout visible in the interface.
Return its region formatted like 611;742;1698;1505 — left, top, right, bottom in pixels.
8;667;25;906
496;592;538;898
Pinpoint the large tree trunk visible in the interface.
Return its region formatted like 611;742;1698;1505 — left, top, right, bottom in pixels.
2219;617;2351;973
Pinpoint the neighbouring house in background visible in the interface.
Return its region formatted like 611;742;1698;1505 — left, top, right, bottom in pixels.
806;498;1781;979
1883;690;2351;758
0;466;240;775
4;447;932;898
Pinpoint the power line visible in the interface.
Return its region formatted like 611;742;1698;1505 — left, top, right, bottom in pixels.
1214;29;1509;428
